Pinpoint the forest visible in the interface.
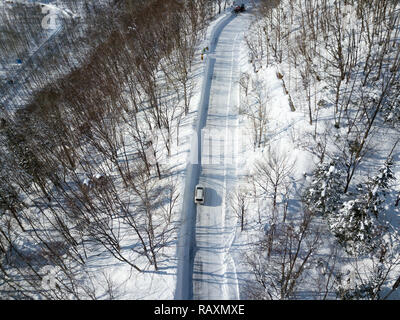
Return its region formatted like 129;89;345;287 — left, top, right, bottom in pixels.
1;0;400;300
0;0;231;299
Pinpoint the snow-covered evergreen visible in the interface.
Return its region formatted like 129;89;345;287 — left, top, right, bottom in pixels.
304;160;344;217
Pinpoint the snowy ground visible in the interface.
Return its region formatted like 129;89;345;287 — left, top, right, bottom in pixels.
228;17;317;299
176;0;320;300
0;1;244;300
77;3;257;301
228;0;400;300
76;10;243;301
2;0;399;300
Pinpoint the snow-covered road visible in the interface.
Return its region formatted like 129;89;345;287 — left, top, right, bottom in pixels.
175;6;251;300
192;15;245;300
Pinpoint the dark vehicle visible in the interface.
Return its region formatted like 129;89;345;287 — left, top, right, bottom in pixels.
233;4;245;14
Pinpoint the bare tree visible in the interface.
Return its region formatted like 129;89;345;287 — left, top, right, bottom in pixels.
253;147;295;211
229;187;249;232
245;208;322;300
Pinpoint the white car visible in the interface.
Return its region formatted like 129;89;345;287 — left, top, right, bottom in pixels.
194;185;205;205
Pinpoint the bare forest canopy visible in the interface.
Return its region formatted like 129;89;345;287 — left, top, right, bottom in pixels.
0;0;227;299
240;0;400;300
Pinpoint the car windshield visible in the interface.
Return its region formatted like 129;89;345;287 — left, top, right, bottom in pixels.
196;188;203;198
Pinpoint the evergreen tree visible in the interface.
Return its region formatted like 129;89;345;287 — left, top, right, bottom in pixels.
365;157;395;217
328;158;395;254
304;160;344;217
